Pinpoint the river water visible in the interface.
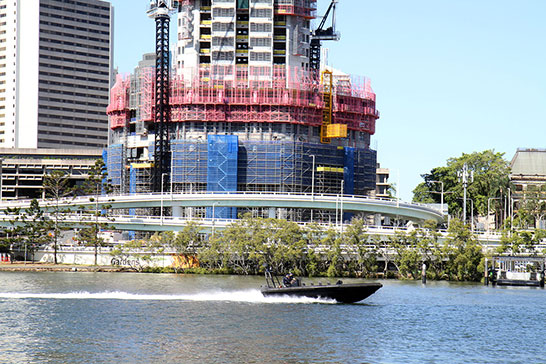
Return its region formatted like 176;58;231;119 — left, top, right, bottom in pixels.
0;272;544;364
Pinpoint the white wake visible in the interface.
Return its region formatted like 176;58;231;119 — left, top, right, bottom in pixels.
0;290;336;304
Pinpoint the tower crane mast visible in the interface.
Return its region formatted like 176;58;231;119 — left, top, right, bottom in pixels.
147;0;176;193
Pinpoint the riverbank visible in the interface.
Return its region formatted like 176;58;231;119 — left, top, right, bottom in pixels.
0;262;126;272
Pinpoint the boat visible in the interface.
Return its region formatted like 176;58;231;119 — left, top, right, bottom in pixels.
261;270;382;303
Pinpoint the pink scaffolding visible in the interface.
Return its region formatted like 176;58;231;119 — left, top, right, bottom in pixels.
108;65;379;134
107;74;130;129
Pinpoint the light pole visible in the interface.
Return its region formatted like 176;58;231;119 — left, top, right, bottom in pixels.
310;154;315;222
340;179;344;236
487;197;501;234
212;202;218;237
429;180;444;214
468;198;474;232
170;152;174;198
0;157;3;201
310;155;316;198
160;173;168;225
458;164;473;224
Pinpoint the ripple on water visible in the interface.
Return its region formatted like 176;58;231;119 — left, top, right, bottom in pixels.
0;273;545;363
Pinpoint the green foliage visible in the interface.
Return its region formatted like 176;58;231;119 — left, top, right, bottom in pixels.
343;218;378;277
1;199;52;260
43;170;75;264
75;159;114;265
171;221;202;255
498;224;546;256
103;216;488;282
412;150;510;218
515;184;546;229
443;219;483;281
195;216;485;281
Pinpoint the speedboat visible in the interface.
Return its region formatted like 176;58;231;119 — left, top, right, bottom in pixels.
260;271;382;303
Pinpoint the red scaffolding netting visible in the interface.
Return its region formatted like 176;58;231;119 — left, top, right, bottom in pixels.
107;65;378;134
275;0;317;19
107;74;130;129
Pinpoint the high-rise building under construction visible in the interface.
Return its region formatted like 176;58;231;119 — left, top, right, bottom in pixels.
107;0;380;221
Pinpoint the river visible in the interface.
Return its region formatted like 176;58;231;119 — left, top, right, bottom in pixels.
0;272;544;363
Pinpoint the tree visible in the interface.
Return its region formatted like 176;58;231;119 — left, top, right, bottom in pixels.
75;159;114;265
2;200;51;261
516;184;546;229
19;199;52;261
343;218;377;277
172;221;202;256
444;219;483;281
412;150;511;220
498;219;546;256
43;170;75;264
302;222;325;277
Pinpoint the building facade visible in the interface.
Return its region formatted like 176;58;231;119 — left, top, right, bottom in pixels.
510;148;546;199
107;0;380;222
370;164;390;199
0;0;113;149
0;148;103;200
174;0;314;76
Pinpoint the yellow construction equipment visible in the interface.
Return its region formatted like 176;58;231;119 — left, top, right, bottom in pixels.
321;69;348;143
320;69;333;144
327;123;347;138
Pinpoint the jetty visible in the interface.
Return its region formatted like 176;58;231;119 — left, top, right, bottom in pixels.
485;256;545;287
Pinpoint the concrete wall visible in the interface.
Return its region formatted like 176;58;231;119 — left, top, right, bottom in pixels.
35;247;176;269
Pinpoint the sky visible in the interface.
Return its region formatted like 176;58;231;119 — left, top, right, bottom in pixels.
108;0;546;201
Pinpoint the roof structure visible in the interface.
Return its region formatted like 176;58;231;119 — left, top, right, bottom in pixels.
510;148;546;177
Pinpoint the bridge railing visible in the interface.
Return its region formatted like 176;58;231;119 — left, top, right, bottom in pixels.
0;190;442;213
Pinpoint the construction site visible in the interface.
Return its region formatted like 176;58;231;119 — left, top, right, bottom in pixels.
106;0;380;222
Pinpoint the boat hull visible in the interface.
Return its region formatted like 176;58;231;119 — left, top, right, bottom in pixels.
261;282;382;303
495;279;544;287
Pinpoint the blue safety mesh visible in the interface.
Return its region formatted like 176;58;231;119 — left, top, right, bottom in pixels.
206;135;238;219
107;144;123;186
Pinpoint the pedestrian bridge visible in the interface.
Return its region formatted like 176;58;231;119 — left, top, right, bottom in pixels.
0;191;444;223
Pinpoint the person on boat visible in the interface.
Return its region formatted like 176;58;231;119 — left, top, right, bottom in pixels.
283;272;297;287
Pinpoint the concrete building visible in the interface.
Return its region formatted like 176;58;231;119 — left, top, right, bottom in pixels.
372;164;390;199
510;148;546;196
0;0;113;149
175;0;314;76
106;0;380;222
0;148;103;201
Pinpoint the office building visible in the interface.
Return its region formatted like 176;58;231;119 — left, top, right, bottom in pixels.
0;0;113;149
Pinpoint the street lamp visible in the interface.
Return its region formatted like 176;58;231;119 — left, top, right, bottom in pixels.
487;197;501;235
212;202;219;237
160;172;168;225
0;158;3;201
468;198;474;232
170;151;174;198
310;154;315;222
340;179;344;236
310;155;316;198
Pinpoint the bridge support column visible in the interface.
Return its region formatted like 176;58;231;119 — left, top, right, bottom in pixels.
374;213;382;226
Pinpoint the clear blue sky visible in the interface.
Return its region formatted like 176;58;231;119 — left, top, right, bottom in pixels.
108;0;546;201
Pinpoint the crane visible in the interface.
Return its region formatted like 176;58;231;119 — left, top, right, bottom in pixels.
310;0;340;71
147;0;176;193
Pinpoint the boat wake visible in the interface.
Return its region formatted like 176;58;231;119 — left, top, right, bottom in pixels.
0;290;336;304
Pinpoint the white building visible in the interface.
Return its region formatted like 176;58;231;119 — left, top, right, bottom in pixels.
174;0;315;77
0;0;113;149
